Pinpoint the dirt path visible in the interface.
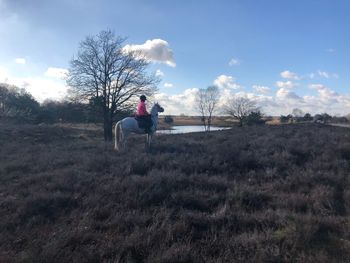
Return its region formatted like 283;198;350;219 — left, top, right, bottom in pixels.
329;123;350;128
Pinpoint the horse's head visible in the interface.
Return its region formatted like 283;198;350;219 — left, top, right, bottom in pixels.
154;102;164;113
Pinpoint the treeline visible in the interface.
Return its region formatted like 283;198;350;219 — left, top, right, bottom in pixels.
1;83;349;125
280;112;349;124
0;83;132;124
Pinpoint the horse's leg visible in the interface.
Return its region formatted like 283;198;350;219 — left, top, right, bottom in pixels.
116;123;125;151
146;133;152;151
114;122;119;150
145;133;150;151
123;130;128;150
148;133;152;149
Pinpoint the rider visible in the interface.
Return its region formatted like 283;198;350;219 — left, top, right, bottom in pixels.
137;95;149;116
136;95;152;132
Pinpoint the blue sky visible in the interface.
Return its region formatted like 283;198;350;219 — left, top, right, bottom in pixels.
1;0;349;115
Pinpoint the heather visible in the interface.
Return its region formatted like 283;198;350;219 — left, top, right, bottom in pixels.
1;122;350;262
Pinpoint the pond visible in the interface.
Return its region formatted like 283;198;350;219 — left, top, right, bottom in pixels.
157;125;231;134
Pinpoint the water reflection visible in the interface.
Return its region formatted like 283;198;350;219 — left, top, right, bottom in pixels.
157;125;230;134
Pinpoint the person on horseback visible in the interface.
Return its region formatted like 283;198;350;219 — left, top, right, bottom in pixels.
137;95;148;116
136;95;152;132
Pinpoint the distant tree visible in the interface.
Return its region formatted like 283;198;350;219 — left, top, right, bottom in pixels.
303;113;313;122
67;30;158;141
37;100;95;123
243;111;265;126
280;115;289;123
313;114;323;123
331;116;348;124
223;97;257;126
0;83;39;120
196;85;220;131
322;113;332;123
164;115;174;124
313;113;332;124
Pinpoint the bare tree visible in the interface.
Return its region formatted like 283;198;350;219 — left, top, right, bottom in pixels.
196;85;220;131
292;108;304;117
223;97;257;126
67;30;159;141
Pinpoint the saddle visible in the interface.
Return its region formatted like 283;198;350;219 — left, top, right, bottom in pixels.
135;115;153;133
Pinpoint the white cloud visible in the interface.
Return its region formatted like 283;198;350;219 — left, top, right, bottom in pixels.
214;75;241;90
275;80;296;89
309;84;339;102
15;58;26;64
154;88;199;115
228;58;240;66
253;85;270;94
123;39;176;67
164;82;173;88
276;88;301;100
317;70;338;79
326;48;336;53
17;77;68;102
155;69;164;77
45;67;68;79
280;70;300;80
318;70;330;79
303;86;347;114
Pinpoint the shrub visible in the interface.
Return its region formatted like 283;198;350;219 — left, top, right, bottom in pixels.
280;115;291;123
164;115;174;124
243;111;265;126
303;113;313;122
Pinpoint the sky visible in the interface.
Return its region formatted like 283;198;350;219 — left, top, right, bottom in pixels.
0;0;350;116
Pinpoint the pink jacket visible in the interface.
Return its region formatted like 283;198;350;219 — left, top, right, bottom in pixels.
137;101;148;116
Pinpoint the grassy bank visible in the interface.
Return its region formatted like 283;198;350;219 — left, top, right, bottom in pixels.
1;122;350;262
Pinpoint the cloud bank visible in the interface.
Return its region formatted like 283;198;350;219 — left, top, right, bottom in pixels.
153;74;350;116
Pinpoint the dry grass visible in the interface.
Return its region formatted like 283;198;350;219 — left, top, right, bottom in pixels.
1;122;350;262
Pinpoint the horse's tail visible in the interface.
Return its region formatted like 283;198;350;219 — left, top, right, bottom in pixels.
114;121;122;151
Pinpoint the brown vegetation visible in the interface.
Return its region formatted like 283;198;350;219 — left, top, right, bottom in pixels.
1;122;350;262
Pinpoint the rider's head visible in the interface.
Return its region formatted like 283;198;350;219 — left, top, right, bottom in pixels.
140;95;146;102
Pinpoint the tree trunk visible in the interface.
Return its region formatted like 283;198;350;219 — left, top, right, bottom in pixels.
207;116;211;131
201;116;207;132
103;110;113;141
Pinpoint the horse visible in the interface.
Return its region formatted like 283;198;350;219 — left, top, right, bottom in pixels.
114;103;164;151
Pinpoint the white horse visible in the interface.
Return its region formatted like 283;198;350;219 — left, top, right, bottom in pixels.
114;103;164;151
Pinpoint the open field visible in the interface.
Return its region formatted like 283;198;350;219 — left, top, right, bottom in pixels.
1;122;350;262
